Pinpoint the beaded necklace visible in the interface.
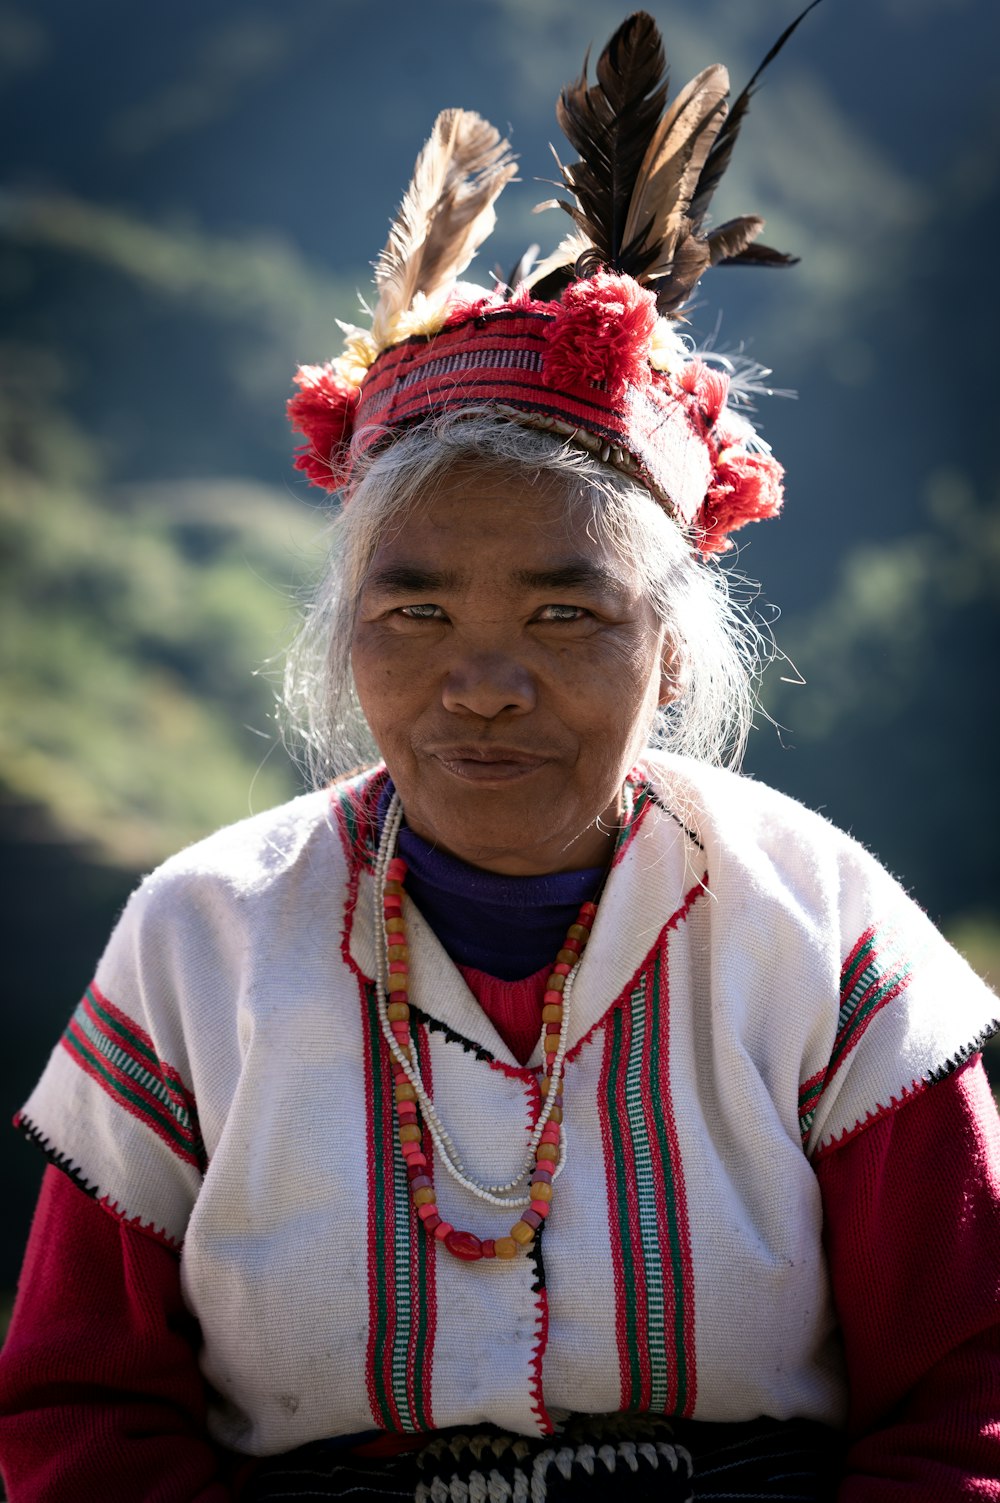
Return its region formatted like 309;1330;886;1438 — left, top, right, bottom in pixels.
373;792;596;1261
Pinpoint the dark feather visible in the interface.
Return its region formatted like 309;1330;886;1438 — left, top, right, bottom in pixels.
706;214;764;265
715;241;800;268
653;227;711;313
553;11;669;270
688;0;824;232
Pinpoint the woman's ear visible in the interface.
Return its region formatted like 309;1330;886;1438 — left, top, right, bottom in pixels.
659;640;690;706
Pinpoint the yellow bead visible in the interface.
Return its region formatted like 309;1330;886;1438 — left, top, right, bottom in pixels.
384;880;404;895
395;1081;416;1102
546;974;566;993
510;1220;535;1245
536;1143;558;1162
567;924;589;942
539;1076;551;1095
387;980;409;997
541;1004;563;1024
385;917;406;934
388;945;409;962
531;1180;553;1202
399;1123;421;1143
548;1105;563;1124
413;1186;436;1206
543;1035;560;1053
494;1237;518;1259
556;949;578;966
387;1001;410;1021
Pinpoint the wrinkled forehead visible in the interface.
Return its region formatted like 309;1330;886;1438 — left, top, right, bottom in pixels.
366;459;645;592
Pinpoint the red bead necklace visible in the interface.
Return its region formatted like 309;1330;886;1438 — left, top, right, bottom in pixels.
380;853;596;1261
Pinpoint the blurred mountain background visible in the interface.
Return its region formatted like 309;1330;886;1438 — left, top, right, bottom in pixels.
1;0;999;1296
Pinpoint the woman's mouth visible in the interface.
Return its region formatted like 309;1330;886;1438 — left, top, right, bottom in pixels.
430;747;549;784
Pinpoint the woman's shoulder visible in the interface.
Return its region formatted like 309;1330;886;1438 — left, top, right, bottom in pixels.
640;750;879;886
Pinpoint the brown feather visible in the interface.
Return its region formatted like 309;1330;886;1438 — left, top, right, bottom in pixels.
706;214;765;265
552;12;669;269
621;63;729;281
371;109;516;347
715;241;800;269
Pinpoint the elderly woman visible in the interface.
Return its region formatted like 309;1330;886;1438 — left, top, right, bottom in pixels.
1;12;999;1503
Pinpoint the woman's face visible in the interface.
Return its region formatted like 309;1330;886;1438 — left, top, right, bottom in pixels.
351;463;673;875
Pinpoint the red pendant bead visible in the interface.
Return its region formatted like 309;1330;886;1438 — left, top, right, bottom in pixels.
446;1230;484;1261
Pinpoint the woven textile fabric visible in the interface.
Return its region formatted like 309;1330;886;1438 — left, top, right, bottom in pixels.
16;754;999;1456
351;311;713;520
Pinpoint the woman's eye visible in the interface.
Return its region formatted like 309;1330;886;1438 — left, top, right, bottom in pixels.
398;603;444;620
537;604;587;622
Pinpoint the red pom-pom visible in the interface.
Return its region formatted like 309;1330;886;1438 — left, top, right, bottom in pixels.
697;449;784;554
678;359;730;428
287;363;360;491
542;272;657;400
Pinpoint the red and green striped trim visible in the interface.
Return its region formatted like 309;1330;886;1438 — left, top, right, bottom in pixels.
361;980;436;1434
332;766;391;875
798;925;913;1146
597;933;696;1418
610;774;657;869
60;983;205;1172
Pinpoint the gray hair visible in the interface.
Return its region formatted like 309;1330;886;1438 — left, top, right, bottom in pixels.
283;412;767;785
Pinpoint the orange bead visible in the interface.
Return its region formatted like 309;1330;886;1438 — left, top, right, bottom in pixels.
567;924;589;941
539;1076;552;1095
399;1124;421;1143
388;945;409;962
510;1220;535;1245
413;1186;436;1206
546;974;566;993
556;949;578;965
494;1237;518;1259
395;1081;416;1102
548;1105;563;1124
383;880;404;895
530;1179;554;1202
541;1004;562;1024
543;1035;560;1053
385;917;406;934
387;1001;410;1021
536;1143;558;1161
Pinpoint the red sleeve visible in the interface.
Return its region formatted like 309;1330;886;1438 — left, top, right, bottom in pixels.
0;1165;247;1502
817;1055;1000;1501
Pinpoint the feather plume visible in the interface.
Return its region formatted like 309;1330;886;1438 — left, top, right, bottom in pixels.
370;109;516;349
549;12;669;274
535;7;818;315
620;64;729;278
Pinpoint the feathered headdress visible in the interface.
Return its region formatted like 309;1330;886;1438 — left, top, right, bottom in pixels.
288;6;819;553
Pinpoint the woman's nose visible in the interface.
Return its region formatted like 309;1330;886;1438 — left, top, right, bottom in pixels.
441;651;536;719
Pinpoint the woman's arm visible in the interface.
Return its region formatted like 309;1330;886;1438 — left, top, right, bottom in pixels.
817;1055;1000;1500
0;1165;244;1502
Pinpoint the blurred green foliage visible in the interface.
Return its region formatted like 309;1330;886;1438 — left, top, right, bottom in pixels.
0;354;326;867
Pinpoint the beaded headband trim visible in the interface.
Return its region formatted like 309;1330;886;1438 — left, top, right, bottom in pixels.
288;7;818;554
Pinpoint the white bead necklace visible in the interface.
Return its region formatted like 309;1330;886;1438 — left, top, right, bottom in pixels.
372;792;574;1207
